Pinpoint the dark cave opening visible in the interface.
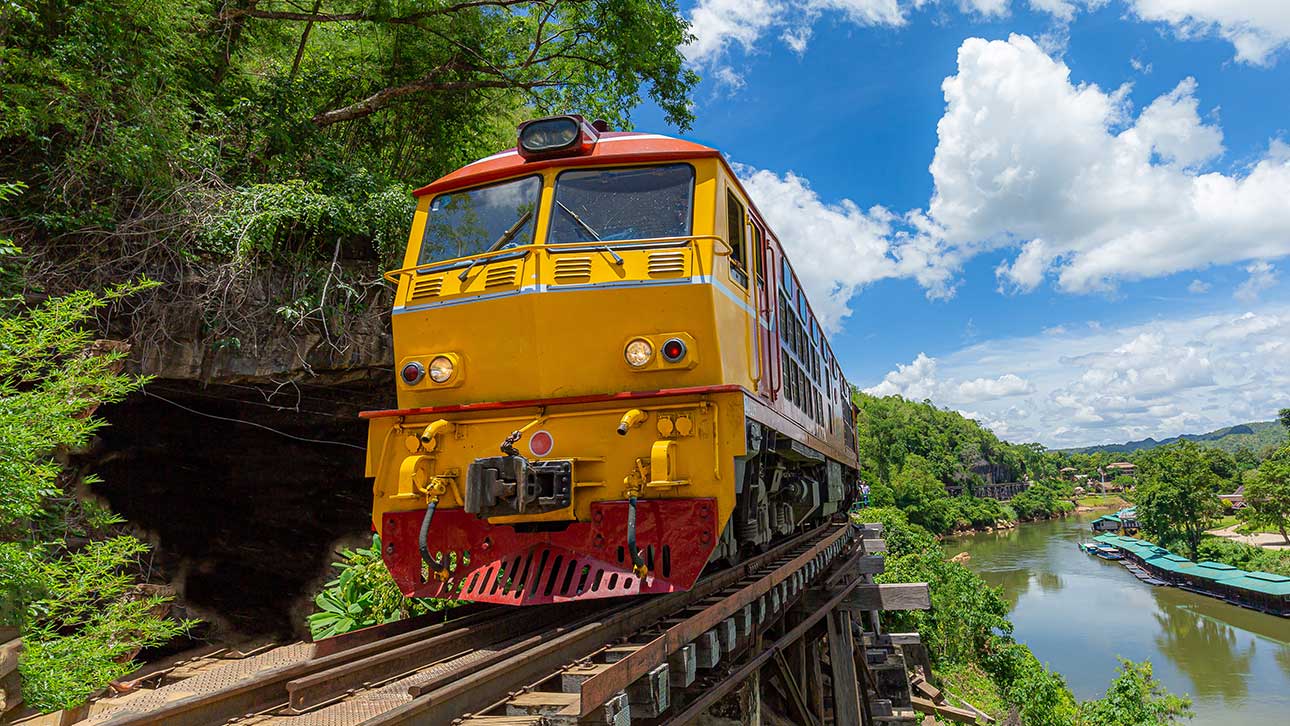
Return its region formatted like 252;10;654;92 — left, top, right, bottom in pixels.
89;376;394;639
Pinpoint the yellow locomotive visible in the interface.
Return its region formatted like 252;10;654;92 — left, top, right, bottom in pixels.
364;116;859;605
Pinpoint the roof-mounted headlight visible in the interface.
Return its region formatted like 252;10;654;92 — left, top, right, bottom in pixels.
517;115;599;160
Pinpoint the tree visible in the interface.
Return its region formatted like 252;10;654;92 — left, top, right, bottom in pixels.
218;0;698;130
1280;408;1290;432
1244;447;1290;544
892;456;957;534
1135;442;1222;559
1077;659;1193;725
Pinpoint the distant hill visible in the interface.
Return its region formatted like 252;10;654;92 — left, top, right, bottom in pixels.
1064;421;1287;455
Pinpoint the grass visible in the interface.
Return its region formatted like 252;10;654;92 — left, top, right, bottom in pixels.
1074;494;1130;509
935;662;1007;722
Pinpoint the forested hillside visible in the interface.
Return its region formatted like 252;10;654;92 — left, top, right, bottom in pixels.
853;392;1072;534
1065;421;1286;457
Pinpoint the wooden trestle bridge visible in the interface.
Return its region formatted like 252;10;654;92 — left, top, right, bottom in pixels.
9;519;994;725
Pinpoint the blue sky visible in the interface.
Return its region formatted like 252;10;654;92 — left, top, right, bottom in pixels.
628;1;1290;448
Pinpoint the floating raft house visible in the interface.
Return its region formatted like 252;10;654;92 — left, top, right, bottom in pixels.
1089;533;1289;617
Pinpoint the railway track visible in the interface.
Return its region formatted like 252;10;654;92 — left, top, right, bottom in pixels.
79;520;860;725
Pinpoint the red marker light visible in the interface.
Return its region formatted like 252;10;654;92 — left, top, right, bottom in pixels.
529;430;554;457
401;362;425;384
662;338;687;363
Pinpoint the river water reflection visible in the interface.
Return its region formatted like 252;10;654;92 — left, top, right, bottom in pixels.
946;514;1290;725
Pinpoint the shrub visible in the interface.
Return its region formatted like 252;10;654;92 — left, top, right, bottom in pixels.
307;535;456;640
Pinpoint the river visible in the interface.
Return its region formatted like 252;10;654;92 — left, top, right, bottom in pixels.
946;514;1290;725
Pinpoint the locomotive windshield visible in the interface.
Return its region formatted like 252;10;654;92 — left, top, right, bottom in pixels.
548;164;694;244
418;175;540;265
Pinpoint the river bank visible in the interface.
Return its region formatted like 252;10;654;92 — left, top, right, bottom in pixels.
946;514;1290;725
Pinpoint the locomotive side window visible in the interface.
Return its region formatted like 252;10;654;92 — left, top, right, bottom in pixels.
548;164;694;244
418;175;541;265
725;191;748;287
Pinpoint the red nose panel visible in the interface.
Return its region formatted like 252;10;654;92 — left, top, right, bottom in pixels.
381;499;719;606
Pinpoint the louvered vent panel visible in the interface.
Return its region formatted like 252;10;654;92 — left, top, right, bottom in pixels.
483;263;519;289
553;256;593;283
647;251;687;277
409;275;444;301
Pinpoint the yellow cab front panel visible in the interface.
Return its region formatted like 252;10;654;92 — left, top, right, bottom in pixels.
364;131;754;605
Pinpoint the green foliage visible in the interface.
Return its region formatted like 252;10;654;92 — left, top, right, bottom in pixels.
1194;537;1290;577
1243;445;1290;544
854;392;1031;487
1135;442;1223;559
1077;659;1193;725
18;538;193;711
1;0;701;355
1010;480;1075;521
0;281;191;712
891;456;958;534
307;535;453;640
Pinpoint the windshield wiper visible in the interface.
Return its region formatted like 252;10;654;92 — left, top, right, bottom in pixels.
558;201;623;265
459;211;533;281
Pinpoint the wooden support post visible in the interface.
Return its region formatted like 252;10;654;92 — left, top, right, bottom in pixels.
773;649;819;726
827;609;866;726
808;636;826;721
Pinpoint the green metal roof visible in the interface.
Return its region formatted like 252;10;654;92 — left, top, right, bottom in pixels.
1216;571;1290;597
1143;554;1196;575
1093;533;1120;544
1187;561;1247;582
1093;514;1121;523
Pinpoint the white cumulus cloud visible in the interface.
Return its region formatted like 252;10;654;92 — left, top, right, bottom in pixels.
733;35;1290;330
860;303;1290;447
1234;260;1279;301
1129;0;1290;65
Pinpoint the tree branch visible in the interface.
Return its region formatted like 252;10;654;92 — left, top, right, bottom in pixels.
312;76;564;126
220;0;535;25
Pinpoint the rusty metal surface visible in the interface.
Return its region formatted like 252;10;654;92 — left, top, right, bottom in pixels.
288;602;595;711
311;603;493;658
576;524;850;715
85;643;314;723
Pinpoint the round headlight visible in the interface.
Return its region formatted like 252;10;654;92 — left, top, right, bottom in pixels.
428;355;455;383
624;339;653;368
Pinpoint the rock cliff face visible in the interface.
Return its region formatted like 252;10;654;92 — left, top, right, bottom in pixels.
89;289;398;637
91;372;392;637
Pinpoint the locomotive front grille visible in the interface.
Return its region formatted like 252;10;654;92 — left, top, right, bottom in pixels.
553;256;593;283
484;263;520;289
647;250;687;277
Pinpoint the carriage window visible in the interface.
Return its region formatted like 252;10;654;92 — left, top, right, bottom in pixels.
548;164;694;244
419;175;541;265
726;191;748;287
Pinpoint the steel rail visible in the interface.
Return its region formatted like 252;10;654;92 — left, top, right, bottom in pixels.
361;522;845;725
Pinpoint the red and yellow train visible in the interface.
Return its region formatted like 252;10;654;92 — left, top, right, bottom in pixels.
363;116;859;606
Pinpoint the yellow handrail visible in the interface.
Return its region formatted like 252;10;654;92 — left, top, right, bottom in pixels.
383;235;733;284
